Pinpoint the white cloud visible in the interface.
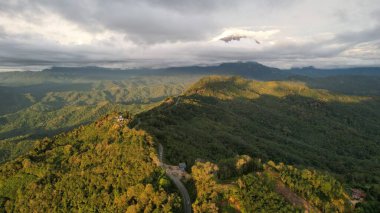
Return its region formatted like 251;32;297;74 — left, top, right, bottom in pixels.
211;28;280;42
0;12;128;46
0;0;379;70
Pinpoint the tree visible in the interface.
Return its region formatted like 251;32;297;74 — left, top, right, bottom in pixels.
191;162;220;213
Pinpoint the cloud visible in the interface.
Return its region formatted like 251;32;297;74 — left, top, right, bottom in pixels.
212;28;280;43
335;25;380;45
0;0;380;70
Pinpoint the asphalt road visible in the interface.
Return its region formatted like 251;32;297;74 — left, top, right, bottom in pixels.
175;97;181;106
134;119;191;212
167;173;192;213
158;143;191;213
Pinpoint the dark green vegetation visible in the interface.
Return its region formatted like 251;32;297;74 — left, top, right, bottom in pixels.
136;76;380;211
1;62;380;212
273;162;349;211
0;78;190;138
189;156;350;212
290;75;380;96
0;62;289;162
0;113;181;212
0;72;198;163
234;173;299;212
287;66;380;78
136;76;380;176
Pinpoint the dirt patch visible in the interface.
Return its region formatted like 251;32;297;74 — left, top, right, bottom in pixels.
275;181;319;213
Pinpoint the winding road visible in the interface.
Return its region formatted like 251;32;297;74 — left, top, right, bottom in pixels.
133;119;191;213
158;144;192;213
175;97;181;106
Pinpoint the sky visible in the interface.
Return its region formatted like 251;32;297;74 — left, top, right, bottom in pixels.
0;0;379;71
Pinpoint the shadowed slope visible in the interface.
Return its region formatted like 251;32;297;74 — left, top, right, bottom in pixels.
135;76;380;186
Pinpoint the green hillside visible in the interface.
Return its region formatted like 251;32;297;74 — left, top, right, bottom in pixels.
0;76;197;163
290;75;380;96
1;66;380;212
1;64;379;151
0;111;353;212
188;157;351;212
0;112;181;212
135;76;380;210
1;75;380;212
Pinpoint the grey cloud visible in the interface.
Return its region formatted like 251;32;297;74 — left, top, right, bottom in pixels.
0;0;301;44
370;9;380;19
0;35;124;67
0;0;224;43
335;25;380;44
333;9;350;23
0;26;6;38
0;0;380;69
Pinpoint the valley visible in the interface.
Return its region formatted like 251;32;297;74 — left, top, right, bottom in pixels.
2;1;380;212
0;63;380;212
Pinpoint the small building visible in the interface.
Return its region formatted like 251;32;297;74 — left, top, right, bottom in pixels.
351;188;366;200
179;163;186;171
117;115;124;122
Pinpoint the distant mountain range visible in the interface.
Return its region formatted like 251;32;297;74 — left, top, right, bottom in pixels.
286;65;380;77
1;66;380;212
3;76;377;212
1;62;379;86
41;61;380;80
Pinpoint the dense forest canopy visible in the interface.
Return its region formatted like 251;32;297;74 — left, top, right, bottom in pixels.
135;75;380;211
2;62;380;163
0;105;358;212
0;112;181;212
1;63;380;212
0;76;197;163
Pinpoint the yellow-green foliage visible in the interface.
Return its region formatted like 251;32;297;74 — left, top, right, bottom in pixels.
235;173;300;212
191;162;220;213
137;75;380;210
275;163;351;212
0;113;181;212
0;76;192;163
187;76;369;103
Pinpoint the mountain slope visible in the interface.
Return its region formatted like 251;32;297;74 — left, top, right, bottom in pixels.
0;112;181;212
135;76;380;189
290;75;380;96
0;62;288;85
288;66;380;77
1;76;377;212
0;77;194;163
0;62;291;163
0;112;352;212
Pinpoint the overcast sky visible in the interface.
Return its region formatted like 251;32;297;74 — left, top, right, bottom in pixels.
0;0;379;71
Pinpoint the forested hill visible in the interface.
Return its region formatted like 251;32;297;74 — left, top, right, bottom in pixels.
0;112;181;212
136;76;380;171
0;62;287;83
0;76;194;164
135;76;380;210
1;76;380;212
2;62;380;85
0;108;354;212
287;66;380;77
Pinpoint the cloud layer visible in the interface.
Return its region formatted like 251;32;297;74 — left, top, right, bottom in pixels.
0;0;379;70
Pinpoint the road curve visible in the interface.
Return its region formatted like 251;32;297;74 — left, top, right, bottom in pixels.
175;97;181;106
158;144;191;213
167;173;192;213
133;120;191;212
